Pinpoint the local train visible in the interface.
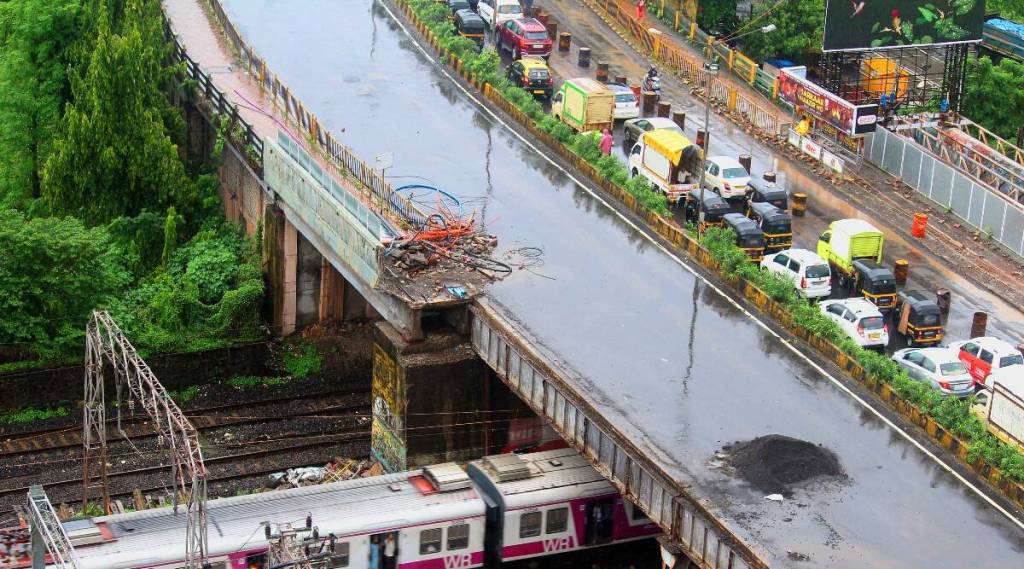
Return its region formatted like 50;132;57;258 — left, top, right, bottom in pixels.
55;449;661;569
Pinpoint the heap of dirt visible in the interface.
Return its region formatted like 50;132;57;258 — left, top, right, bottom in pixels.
726;435;843;495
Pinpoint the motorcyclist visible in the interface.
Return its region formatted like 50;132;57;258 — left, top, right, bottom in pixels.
643;66;660;92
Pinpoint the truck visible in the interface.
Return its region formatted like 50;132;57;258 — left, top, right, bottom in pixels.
627;130;702;204
816;219;884;287
551;78;614;133
986;367;1024;449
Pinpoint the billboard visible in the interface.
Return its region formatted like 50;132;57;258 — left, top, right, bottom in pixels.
823;0;986;51
778;67;879;136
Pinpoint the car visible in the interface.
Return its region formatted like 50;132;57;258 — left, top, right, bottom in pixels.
702;156;751;199
607;83;639;120
891;347;975;398
820;298;889;349
506;57;553;99
477;0;523;31
622;117;683;149
760;248;831;299
948;337;1024;388
496;17;552;59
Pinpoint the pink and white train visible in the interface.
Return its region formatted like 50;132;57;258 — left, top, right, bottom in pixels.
54;449;660;569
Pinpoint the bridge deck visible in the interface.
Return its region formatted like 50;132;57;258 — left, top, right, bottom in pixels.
213;0;1024;567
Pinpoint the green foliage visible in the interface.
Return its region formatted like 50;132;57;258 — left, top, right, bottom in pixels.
739;0;824;63
987;0;1024;21
168;384;198;405
0;405;69;425
0;0;84;210
697;0;740;36
699;227;1024;483
225;375;290;389
0;209;130;358
962;56;1024;142
283;343;323;379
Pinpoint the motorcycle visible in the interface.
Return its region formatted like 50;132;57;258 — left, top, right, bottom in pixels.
642;67;661;96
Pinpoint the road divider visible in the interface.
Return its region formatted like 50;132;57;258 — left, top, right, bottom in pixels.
391;0;1024;506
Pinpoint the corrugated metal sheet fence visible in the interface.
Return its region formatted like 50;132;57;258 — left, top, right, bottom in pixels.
864;127;1024;257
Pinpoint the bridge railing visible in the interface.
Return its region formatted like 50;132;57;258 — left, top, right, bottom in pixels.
470;300;767;569
202;0;425;229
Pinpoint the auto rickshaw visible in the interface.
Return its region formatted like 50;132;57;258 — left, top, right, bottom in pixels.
747;202;792;253
850;259;897;312
747;177;788;212
894;290;943;346
722;213;766;262
684;192;732;232
454;9;486;50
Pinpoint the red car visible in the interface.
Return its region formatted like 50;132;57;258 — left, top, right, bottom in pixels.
496;18;552;59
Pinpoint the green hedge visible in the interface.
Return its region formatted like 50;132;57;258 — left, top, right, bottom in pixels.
700;227;1024;483
405;0;669;216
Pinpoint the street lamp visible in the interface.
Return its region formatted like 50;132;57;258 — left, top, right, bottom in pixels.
696;23;775;234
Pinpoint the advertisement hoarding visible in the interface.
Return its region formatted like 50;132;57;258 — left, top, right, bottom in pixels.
823;0;985;51
778;67;878;136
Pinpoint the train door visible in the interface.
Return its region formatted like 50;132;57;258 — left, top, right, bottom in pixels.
369;531;399;569
482;499;503;569
583;498;614;546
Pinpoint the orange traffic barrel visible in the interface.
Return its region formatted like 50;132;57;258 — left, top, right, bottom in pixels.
971;311;988;338
893;259;909;284
791;192;807;217
911;213;928;238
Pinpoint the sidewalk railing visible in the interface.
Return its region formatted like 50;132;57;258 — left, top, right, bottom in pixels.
584;0;790;136
202;0;425;229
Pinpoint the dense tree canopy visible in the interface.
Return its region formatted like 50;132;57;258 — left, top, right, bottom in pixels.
962;55;1024;141
737;0;825;63
987;0;1023;22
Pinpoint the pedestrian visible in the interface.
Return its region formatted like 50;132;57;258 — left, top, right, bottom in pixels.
795;115;811;136
368;535;381;569
600;128;614;155
636;0;646;20
522;0;534;17
382;533;397;569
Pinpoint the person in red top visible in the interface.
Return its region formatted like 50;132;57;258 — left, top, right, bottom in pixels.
600;129;614;155
636;0;646;20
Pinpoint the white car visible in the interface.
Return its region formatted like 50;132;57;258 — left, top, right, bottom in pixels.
820;298;889;349
703;156;751;199
477;0;522;31
607;83;640;120
760;248;831;299
891;347;975;398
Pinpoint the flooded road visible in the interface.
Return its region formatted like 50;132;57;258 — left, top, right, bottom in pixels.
220;1;1024;566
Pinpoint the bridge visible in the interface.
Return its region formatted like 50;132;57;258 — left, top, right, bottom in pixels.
133;1;1024;568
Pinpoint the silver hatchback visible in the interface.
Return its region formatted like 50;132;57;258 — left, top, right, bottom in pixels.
891;347;975;398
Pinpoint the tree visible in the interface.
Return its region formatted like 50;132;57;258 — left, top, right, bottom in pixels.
0;0;83;210
962;56;1024;141
0;208;129;357
697;0;740;36
738;0;825;63
987;0;1023;22
42;0;192;226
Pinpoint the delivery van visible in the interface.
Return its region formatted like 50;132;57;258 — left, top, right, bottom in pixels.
627;130;701;204
551;78;614;133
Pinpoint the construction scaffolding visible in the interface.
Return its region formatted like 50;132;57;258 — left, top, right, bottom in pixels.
27;485;79;569
265;515;345;569
81;311;208;568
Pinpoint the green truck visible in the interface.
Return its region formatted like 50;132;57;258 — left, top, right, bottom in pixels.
817;219;885;286
550;78;614;133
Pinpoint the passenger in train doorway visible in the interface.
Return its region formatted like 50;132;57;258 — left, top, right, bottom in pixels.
382;533;398;569
368;535;381;569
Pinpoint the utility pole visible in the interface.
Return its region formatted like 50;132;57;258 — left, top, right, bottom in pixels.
697;59;719;234
28;485;80;569
81;311;208;569
264;514;342;569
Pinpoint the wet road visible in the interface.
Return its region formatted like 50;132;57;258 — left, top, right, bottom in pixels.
219;1;1024;566
538;0;1024;346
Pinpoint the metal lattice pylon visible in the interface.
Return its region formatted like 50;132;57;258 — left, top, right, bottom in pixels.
81;310;208;568
28;485;80;569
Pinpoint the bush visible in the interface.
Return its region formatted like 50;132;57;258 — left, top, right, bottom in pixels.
283;343;323;379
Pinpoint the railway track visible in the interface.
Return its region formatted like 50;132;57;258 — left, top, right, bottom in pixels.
0;430;370;503
0;388;369;457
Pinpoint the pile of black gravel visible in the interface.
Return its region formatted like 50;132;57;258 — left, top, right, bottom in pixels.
726;435;842;495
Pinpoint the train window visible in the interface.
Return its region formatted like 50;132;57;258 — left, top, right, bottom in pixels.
519;512;542;538
447;523;469;550
330;542;350;567
420;528;443;554
628;502;650;522
545;508;568;534
245;553;267;569
208;563;227;569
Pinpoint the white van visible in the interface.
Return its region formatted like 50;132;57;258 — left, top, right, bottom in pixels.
478;0;523;31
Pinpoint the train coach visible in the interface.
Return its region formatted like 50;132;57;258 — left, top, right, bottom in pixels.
56;449;660;569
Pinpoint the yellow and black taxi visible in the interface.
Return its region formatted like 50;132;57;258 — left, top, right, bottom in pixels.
506;56;553;99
